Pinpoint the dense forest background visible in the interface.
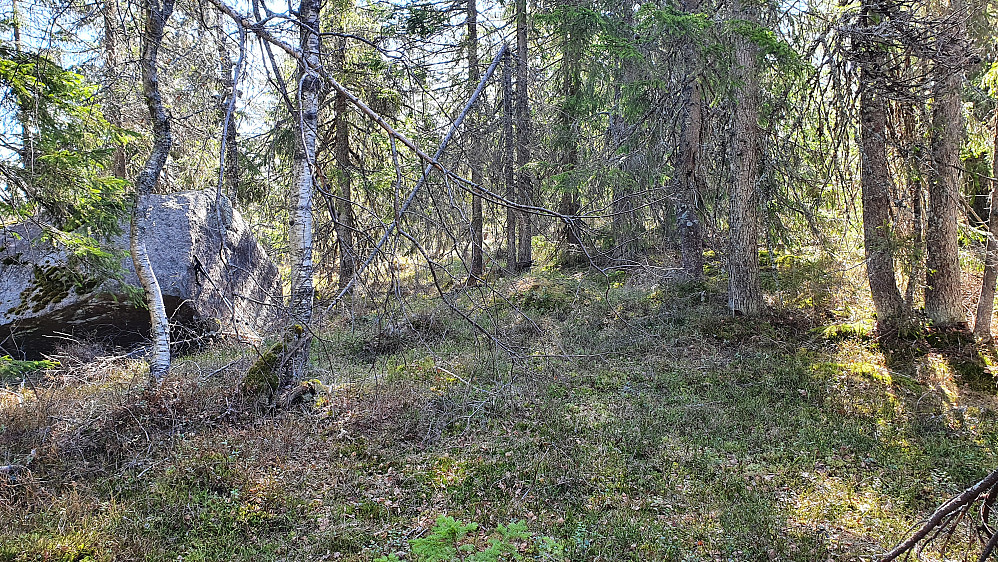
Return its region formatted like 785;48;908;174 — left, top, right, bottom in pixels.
3;0;998;559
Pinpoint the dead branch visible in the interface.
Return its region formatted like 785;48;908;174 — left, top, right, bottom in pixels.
882;469;998;561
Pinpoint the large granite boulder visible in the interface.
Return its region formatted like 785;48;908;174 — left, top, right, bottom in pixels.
0;190;283;356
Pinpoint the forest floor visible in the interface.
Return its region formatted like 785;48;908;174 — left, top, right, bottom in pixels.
1;253;997;561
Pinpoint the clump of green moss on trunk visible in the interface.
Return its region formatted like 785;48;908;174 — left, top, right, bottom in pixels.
242;341;283;400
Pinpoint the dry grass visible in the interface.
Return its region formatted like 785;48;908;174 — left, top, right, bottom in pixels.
1;259;997;561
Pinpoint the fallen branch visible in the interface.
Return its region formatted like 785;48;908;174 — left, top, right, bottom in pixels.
882;469;998;561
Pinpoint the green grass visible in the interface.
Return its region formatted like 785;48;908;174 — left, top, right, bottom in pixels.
1;265;996;561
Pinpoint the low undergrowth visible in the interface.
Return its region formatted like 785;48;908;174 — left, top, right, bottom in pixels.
1;261;996;561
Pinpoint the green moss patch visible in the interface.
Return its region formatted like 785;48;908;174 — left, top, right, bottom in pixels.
8;263;102;316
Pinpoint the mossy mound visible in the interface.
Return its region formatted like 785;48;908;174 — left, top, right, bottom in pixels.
951;356;996;393
243;342;283;400
815;321;872;342
508;275;573;314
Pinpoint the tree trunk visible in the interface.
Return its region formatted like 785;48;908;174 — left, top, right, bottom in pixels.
925;0;965;327
103;0;127;179
134;0;176;381
333;36;355;292
676;0;705;279
609;109;637;264
285;0;322;385
676;79;705;280
467;0;484;280
901;99;925;311
904;175;923;309
216;16;239;197
860;65;905;332
727;0;763;316
857;0;905;333
503;50;517;271
974;112;998;339
12;0;35;177
609;7;638;264
557;4;582;251
515;0;533;270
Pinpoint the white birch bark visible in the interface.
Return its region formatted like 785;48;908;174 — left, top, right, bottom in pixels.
285;0;322;385
133;0;176;381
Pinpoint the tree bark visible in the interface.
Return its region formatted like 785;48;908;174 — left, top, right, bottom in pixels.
609;6;638;264
925;0;966;327
12;0;35;177
215;16;239;197
467;0;484;280
676;79;705;280
974;111;998;339
858;0;905;333
675;0;705;280
332;36;355;292
133;0;176;381
515;0;533;270
901;100;925;311
727;0;763;316
609;109;638;263
503;50;517;271
103;0;127;179
285;0;322;385
556;2;582;250
860;66;905;332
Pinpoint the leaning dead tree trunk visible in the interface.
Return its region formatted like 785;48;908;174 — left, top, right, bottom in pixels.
133;0;176;382
974;111;998;340
284;0;322;386
727;0;763;316
925;0;966;327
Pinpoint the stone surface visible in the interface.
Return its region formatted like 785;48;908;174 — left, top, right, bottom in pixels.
0;190;283;356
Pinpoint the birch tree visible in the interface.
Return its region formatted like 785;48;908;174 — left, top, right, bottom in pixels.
132;0;176;381
284;0;323;385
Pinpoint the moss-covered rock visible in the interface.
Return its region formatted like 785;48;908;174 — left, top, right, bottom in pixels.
8;264;100;316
